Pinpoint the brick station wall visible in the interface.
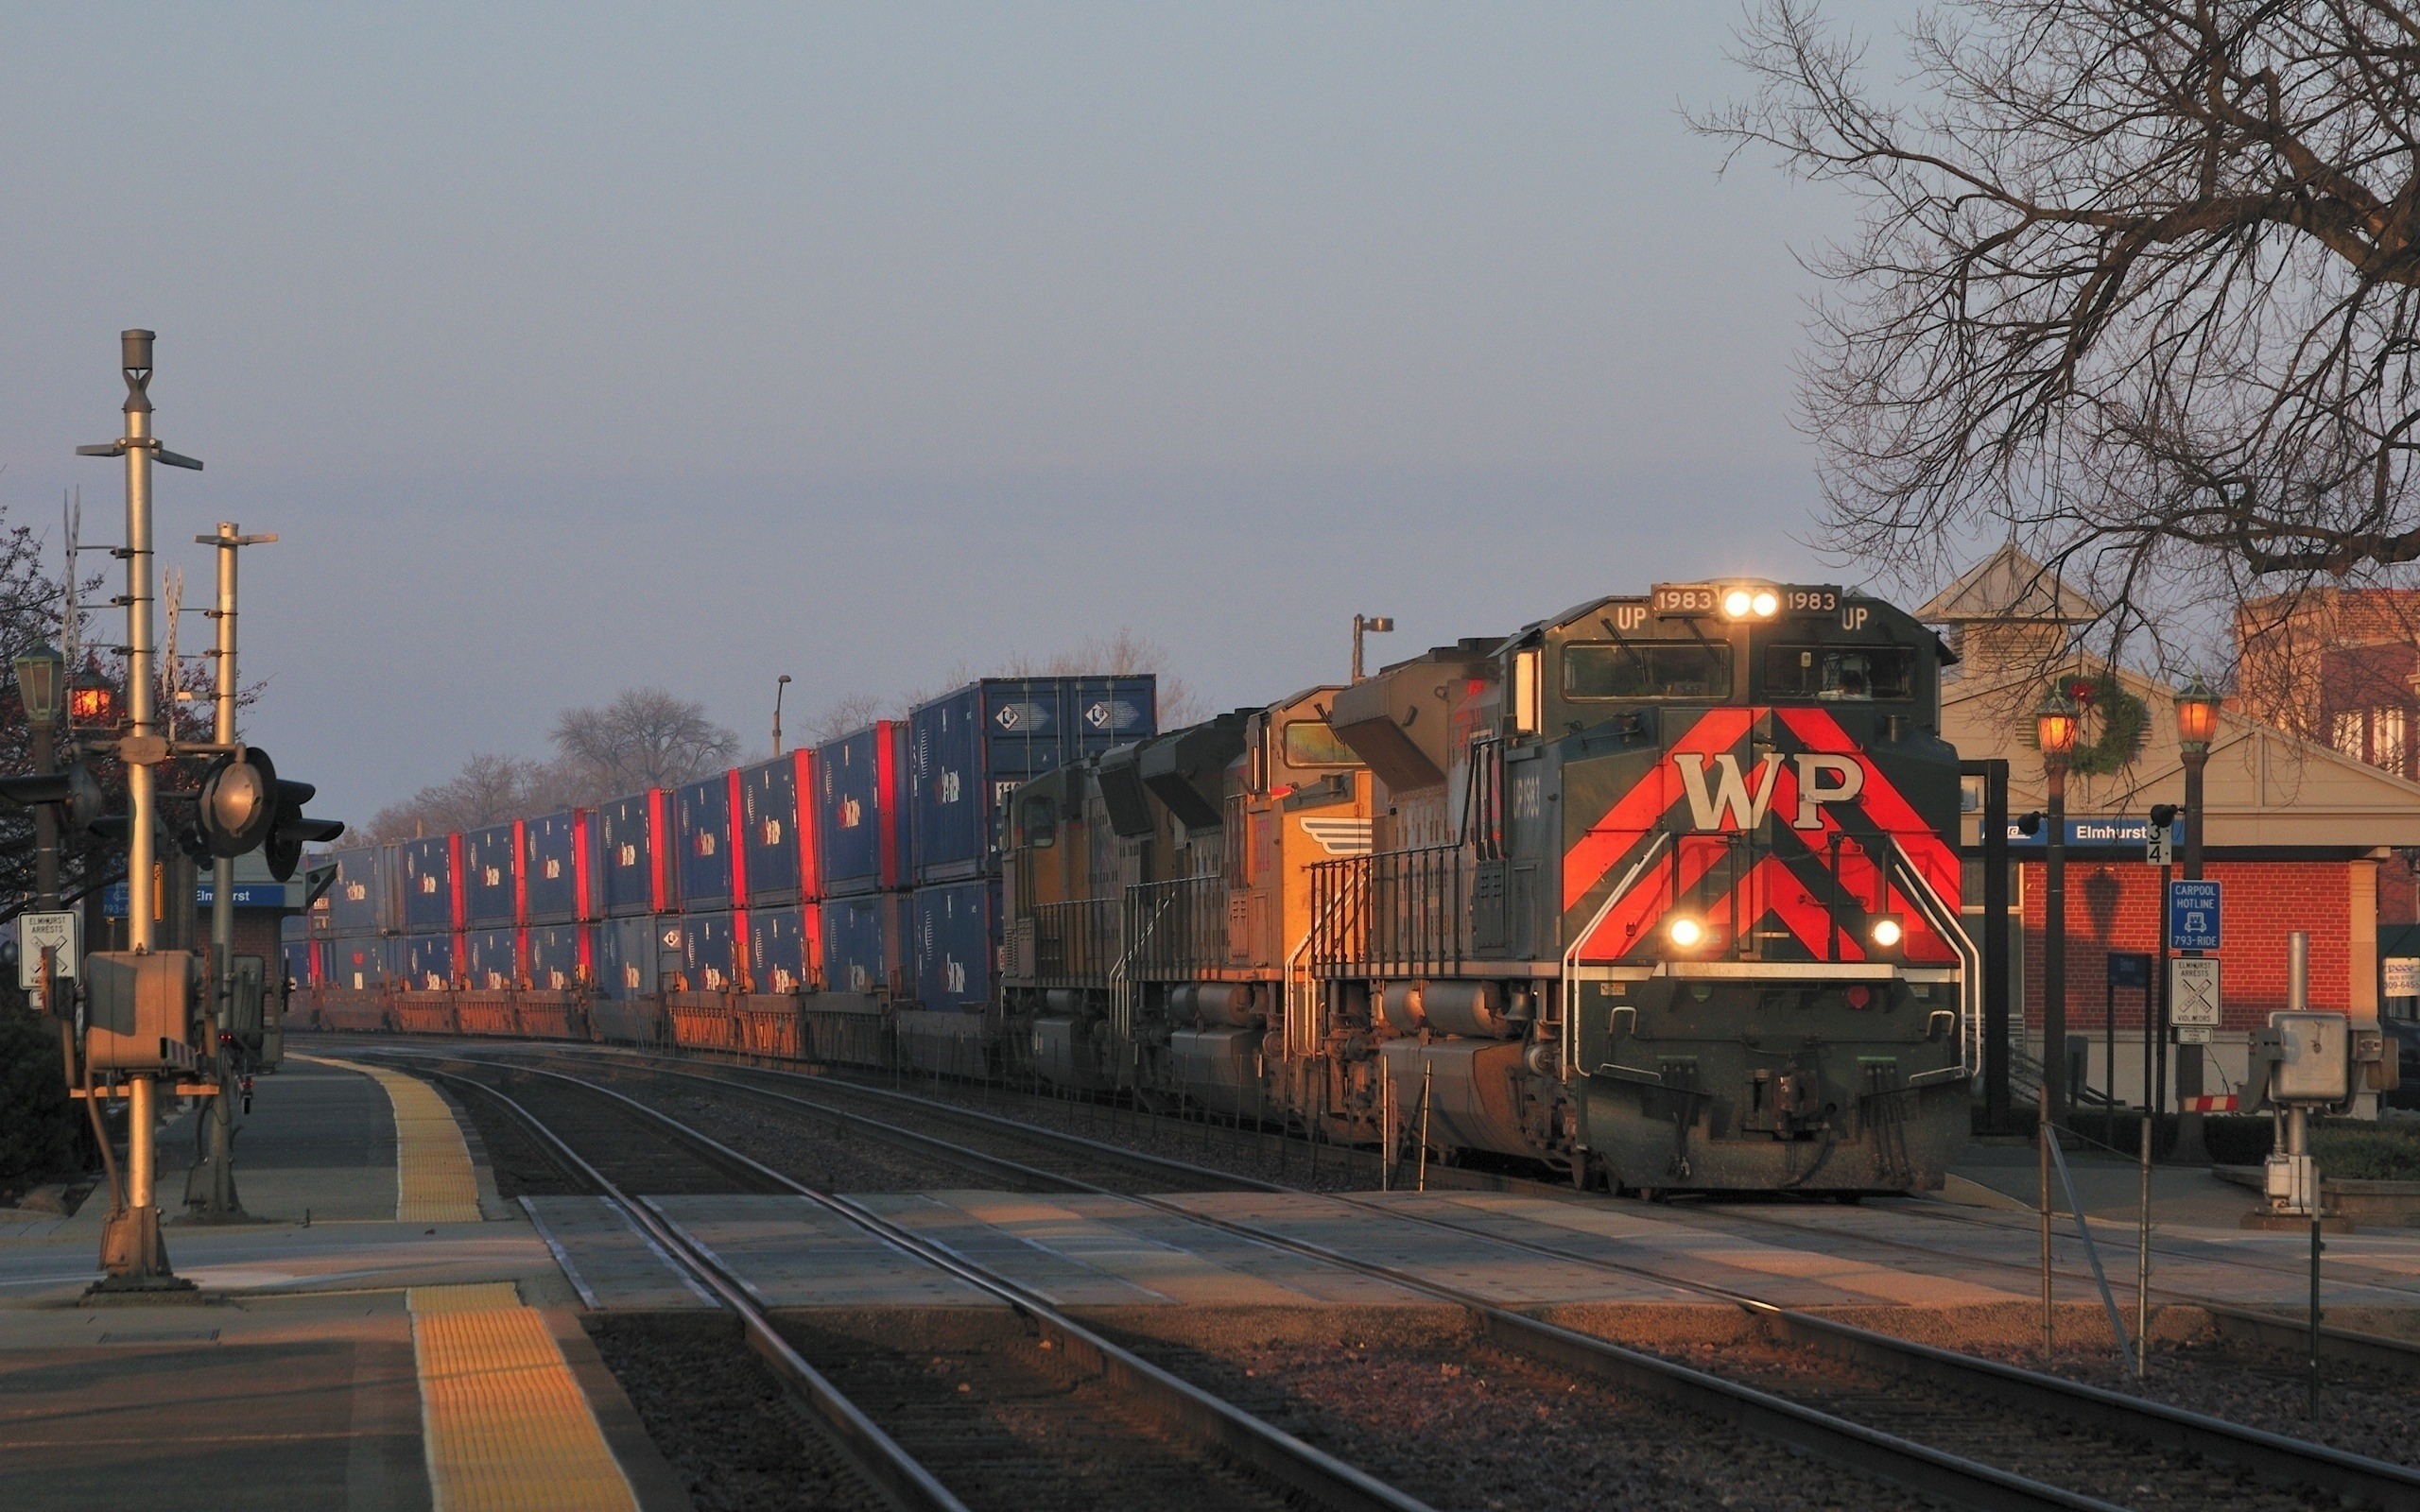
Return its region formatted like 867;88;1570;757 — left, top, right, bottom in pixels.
2020;858;2374;1031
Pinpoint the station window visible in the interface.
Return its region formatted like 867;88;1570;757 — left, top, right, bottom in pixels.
1564;642;1733;700
1282;720;1357;767
1765;644;1915;701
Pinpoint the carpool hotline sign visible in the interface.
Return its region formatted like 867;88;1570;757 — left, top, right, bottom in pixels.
2168;880;2222;953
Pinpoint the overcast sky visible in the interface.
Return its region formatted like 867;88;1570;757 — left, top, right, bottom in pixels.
0;4;1910;823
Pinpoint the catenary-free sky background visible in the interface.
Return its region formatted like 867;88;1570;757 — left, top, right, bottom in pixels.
0;3;1911;823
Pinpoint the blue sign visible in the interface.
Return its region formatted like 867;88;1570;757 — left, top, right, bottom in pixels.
101;881;295;917
2168;879;2222;952
2106;952;2152;988
2003;816;2185;850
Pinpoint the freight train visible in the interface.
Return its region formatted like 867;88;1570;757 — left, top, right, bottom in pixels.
292;581;1977;1194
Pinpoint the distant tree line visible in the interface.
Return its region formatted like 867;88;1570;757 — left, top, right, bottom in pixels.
358;627;1203;842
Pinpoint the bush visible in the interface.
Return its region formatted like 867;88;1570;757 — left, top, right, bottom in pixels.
0;1012;78;1199
2311;1124;2420;1180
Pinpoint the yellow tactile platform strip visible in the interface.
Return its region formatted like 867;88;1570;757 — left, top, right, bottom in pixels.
302;1055;483;1222
408;1283;639;1512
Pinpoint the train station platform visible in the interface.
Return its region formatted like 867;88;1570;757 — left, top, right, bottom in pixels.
0;1057;683;1512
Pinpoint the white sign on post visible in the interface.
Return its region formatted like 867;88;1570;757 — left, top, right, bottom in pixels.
17;911;79;988
2169;956;2221;1027
2176;1024;2214;1044
2145;830;2172;865
2386;956;2420;999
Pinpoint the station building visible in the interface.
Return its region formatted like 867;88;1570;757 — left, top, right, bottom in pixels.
1920;547;2420;1112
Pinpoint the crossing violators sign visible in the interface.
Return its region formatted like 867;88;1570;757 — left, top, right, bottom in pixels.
2169;956;2221;1027
2168;879;2222;952
16;911;78;986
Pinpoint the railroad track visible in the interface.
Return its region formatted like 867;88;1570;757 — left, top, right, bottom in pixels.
367;1041;2420;1511
407;1055;1437;1512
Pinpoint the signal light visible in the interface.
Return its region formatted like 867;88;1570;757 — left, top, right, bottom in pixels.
69;684;119;726
1721;587;1780;621
1722;589;1754;617
1751;591;1778;617
196;747;279;858
1871;916;1904;950
266;777;346;882
0;762;104;831
1667;916;1705;949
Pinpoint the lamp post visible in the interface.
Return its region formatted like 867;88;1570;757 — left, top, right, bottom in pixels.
2038;692;2081;1127
13;641;63;910
1351;614;1393;683
772;674;792;758
2172;676;2221;1163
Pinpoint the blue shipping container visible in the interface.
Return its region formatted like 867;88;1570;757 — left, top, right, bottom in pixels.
815;722;908;896
680;910;740;991
280;939;313;990
913;879;996;1012
521;810;587;923
739;754;806;905
525;923;590;991
910;678;1153;884
326;935;395;991
318;845;395;935
596;791;666;917
461;823;519;928
466;928;521;990
597;914;681;999
821;893;904;997
746;904;809;994
399;835;456;932
402;935;456;992
677;772;737;910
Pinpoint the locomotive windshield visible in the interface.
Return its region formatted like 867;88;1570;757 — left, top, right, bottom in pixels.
1564;642;1733;700
1282;720;1357;766
1764;644;1915;701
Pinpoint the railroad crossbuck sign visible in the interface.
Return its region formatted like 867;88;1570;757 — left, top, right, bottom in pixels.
2168;879;2222;952
2170;957;2221;1028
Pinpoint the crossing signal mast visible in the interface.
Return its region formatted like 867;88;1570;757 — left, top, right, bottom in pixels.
61;330;344;1290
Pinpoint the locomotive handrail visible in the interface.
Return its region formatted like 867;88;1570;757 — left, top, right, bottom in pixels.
1884;838;1982;1086
1558;830;1674;1074
1285;870;1367;1059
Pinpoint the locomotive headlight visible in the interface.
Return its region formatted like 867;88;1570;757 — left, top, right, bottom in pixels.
1870;916;1904;950
1722;589;1754;618
1751;590;1778;617
1667;916;1705;949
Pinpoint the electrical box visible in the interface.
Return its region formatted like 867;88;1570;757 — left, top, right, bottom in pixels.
84;951;199;1074
2268;1010;2350;1104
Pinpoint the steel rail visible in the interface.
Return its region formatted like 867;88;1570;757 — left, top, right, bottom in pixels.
410;1042;2420;1512
410;1054;1441;1512
396;1047;2129;1512
408;1064;972;1512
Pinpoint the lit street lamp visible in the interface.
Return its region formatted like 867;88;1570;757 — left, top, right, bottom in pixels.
2172;675;2221;1162
2038;691;2080;1127
1351;614;1393;683
13;641;63;910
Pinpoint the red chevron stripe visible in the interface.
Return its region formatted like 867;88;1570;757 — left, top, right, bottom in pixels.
1562;706;1754;911
1772;707;1960;900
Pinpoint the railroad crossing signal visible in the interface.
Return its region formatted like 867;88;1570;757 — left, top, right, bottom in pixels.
2168;879;2221;952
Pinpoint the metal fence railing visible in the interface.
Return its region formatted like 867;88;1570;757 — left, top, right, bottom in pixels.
1309;844;1462;977
1124;874;1226;979
1030;897;1120;988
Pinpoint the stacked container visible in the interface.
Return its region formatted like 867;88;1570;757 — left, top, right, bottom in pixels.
315;845;401;989
674;770;743;989
815;722;910;1002
596;790;673;916
397;833;463;991
739;749;822;992
521;810;595;988
906;676;1154;1011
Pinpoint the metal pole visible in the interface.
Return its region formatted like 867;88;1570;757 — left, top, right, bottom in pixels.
30;719;59;910
2174;750;2211;1163
193;521;268;1220
2045;763;2068;1125
2309;1213;2324;1418
2040;1079;2055;1361
1981;760;2010;1130
1416;1057;1432;1194
2139;966;2153;1376
772;674;790;757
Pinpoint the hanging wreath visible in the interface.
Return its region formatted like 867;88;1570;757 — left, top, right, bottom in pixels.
2022;670;2150;777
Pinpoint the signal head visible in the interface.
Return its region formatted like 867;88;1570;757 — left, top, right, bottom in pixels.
197;747;280;859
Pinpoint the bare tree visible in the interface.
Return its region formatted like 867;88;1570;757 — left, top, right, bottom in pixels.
361;753;542;843
1698;1;2420;673
551;688;739;793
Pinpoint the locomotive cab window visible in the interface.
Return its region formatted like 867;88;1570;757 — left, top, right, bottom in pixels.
1765;644;1915;701
1564;642;1733;700
1282;720;1357;767
1018;796;1058;848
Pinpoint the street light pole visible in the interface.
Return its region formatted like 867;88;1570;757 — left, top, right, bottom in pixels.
2173;677;2221;1164
1352;614;1393;683
772;674;791;757
191;522;273;1219
2038;693;2081;1127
